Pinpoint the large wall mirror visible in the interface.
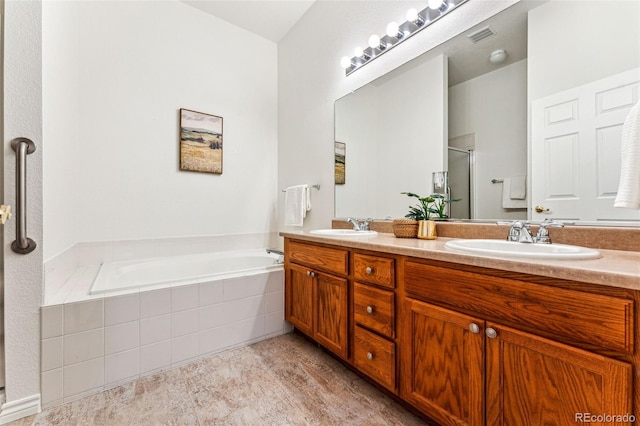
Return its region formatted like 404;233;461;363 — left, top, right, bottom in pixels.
334;0;640;225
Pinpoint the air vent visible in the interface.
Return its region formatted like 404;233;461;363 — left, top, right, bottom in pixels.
467;26;496;43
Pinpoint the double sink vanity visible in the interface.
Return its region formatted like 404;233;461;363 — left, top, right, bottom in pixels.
281;223;640;425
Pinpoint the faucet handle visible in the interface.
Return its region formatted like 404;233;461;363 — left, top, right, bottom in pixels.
535;219;564;244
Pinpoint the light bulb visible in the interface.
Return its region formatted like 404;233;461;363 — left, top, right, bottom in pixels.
428;0;444;10
340;56;353;69
406;8;418;22
354;46;364;58
368;34;381;49
386;21;400;38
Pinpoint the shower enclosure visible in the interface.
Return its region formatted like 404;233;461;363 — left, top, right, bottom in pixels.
447;147;473;219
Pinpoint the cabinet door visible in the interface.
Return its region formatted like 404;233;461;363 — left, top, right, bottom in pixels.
285;263;314;336
486;323;632;426
400;299;484;426
315;271;348;359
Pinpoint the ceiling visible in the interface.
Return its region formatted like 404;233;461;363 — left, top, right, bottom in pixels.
181;0;316;42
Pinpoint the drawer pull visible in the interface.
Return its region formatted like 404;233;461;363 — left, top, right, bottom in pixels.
469;323;480;334
485;327;498;339
306;271;315;278
366;352;374;360
365;266;373;274
366;305;374;314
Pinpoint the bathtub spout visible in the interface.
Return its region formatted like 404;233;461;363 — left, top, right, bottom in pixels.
266;248;285;264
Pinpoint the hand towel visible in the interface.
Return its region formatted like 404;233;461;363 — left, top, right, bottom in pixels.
502;177;527;209
509;175;526;200
614;101;640;209
284;185;311;226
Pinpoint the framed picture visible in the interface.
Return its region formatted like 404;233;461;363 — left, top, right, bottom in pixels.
179;108;223;174
335;141;346;185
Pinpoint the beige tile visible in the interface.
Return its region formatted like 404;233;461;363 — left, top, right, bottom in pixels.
63;329;104;366
63;299;104;334
41;337;63;372
104;293;139;326
41;306;63;339
105;321;139;355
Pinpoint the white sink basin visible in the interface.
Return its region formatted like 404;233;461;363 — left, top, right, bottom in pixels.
444;239;601;260
309;229;378;237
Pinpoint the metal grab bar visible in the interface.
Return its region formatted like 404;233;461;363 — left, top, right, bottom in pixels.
11;138;37;254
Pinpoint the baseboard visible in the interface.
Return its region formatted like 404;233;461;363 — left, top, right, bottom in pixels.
0;394;41;424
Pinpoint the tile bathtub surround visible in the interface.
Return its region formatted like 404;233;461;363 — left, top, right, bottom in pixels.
19;333;425;426
332;219;640;252
40;269;290;409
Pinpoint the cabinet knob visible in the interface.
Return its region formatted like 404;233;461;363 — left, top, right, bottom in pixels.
365;266;373;274
366;352;374;360
366;305;374;314
306;271;315;278
469;323;480;334
485;327;498;339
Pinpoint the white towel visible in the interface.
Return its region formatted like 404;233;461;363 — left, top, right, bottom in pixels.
509;175;526;200
284;185;311;226
614;101;640;209
502;177;527;209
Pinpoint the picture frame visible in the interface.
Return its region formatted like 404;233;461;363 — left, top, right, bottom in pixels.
335;141;346;185
179;108;223;174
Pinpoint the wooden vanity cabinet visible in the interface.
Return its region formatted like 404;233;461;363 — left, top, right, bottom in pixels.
285;240;349;359
284;237;636;425
401;259;634;426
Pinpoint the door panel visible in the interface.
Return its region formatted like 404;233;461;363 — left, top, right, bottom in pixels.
400;299;484;426
285;263;314;336
531;68;640;222
486;323;632;426
315;272;348;359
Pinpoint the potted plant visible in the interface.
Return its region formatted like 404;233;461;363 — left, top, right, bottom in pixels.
401;192;461;239
401;192;438;239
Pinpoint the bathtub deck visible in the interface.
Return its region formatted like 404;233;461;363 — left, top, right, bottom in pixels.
14;333;425;425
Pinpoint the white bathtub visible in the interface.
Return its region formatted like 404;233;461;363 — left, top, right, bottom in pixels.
90;249;283;295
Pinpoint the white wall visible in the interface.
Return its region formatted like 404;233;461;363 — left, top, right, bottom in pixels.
43;0;278;261
449;59;528;220
528;0;640;102
278;0;517;230
334;84;379;218
335;54;448;220
2;0;43;417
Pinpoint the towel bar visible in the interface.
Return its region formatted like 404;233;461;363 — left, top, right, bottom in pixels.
281;184;320;192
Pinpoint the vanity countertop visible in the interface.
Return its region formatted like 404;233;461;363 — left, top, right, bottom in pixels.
280;231;640;291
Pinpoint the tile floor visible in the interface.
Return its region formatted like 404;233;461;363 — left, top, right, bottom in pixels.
10;333;427;425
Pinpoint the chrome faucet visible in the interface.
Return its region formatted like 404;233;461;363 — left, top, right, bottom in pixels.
534;219;564;244
507;221;535;243
346;217;371;231
501;219;564;244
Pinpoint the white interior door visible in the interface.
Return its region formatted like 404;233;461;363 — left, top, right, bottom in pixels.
531;68;640;222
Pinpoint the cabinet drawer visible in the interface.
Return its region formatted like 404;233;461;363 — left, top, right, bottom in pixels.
354;283;395;338
404;261;634;354
288;241;348;275
354;254;394;288
354;326;395;391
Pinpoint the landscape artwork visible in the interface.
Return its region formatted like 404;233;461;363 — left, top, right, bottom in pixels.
335;141;346;185
180;108;223;174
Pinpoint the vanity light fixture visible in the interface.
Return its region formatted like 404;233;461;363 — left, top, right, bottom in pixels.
340;0;469;76
406;8;425;26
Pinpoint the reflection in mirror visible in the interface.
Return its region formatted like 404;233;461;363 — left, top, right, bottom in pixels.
334;0;640;225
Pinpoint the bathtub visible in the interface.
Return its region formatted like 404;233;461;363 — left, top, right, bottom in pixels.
90;249;283;295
